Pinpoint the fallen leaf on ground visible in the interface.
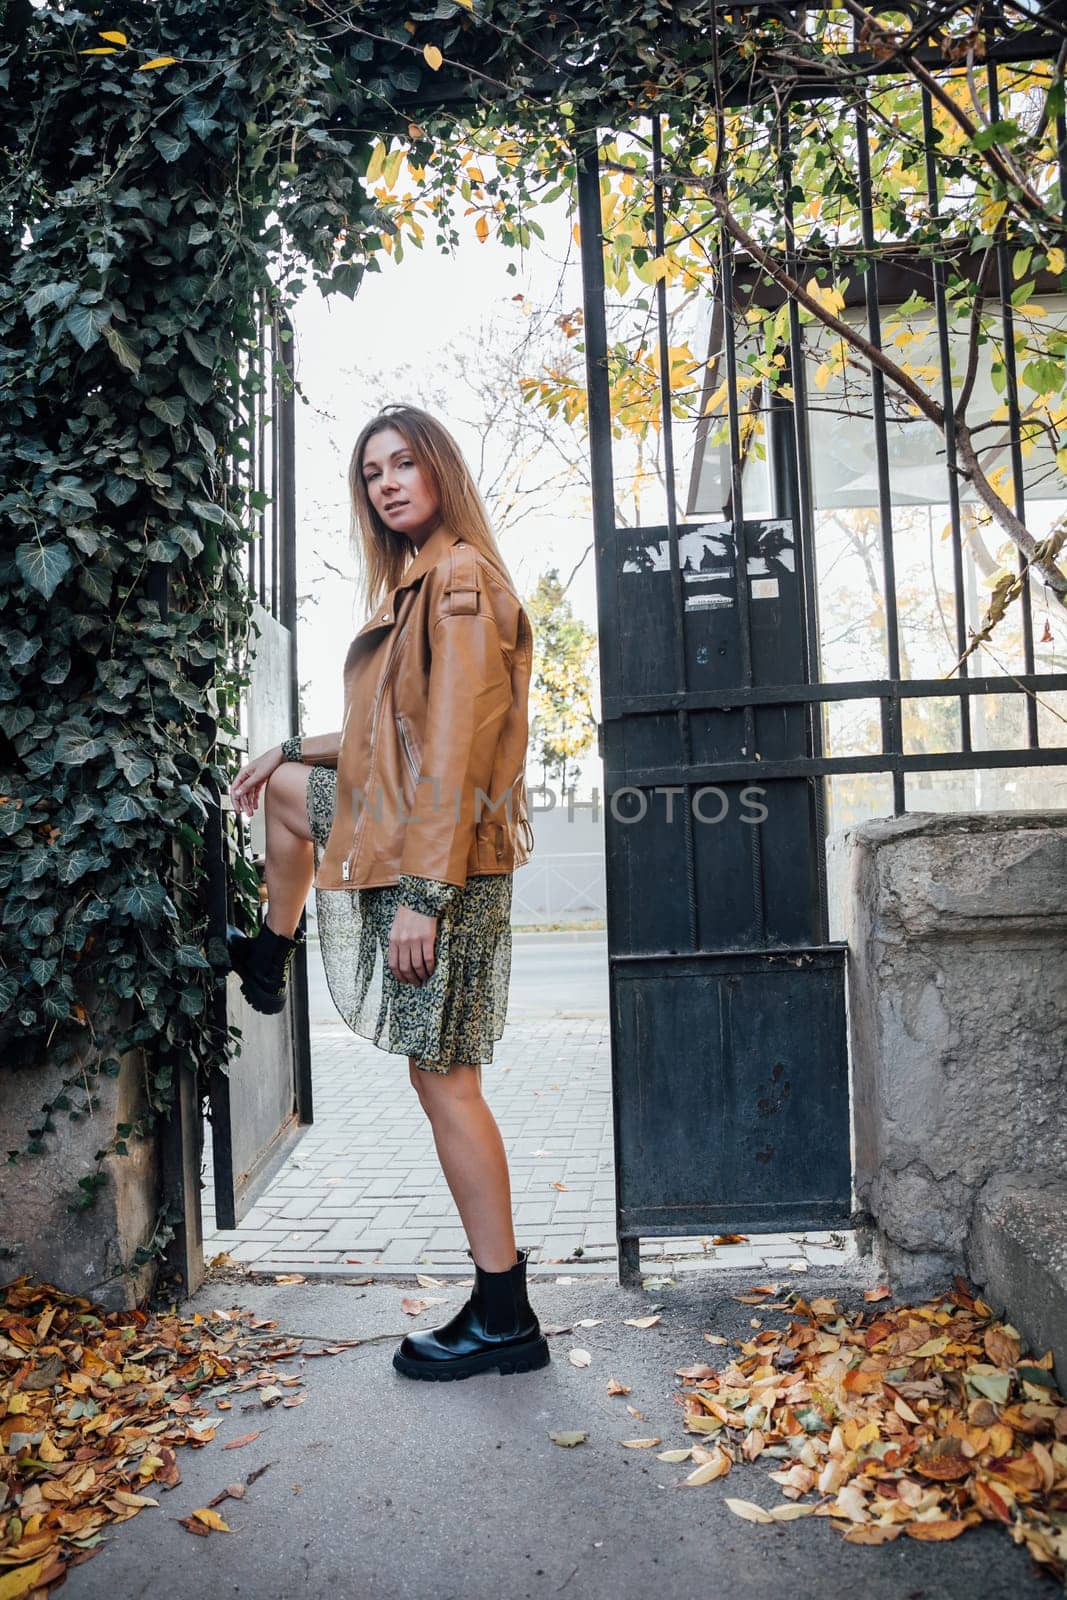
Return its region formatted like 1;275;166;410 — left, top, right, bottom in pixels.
549;1431;587;1447
400;1296;447;1316
222;1430;261;1450
623;1315;661;1329
568;1348;592;1368
725;1498;775;1523
416;1274;446;1288
0;1275;365;1586
606;1377;631;1395
621;1438;661;1449
191;1507;232;1533
864;1285;891;1303
684;1447;731;1485
712;1235;749;1245
667;1280;1067;1577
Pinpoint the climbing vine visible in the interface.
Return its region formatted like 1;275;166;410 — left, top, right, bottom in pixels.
1;1;1063;1277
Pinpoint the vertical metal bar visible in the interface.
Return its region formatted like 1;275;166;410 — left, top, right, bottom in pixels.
576;136;618;593
987;59;1039;747
651;115;699;954
779;102;829;943
855;97;905;813
921;88;972;754
269;309;281;622
717;213;766;942
256;293;268;612
575;128;633;1290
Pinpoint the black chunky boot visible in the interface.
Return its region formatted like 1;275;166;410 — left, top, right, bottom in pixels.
392;1246;550;1381
225;918;303;1015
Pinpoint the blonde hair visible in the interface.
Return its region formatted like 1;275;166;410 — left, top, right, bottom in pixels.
348;405;517;615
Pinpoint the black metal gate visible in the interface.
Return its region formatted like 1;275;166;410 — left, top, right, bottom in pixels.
575;9;1067;1280
208;301;313;1236
164;299;312;1293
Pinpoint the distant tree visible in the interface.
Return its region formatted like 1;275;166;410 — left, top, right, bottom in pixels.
526;567;598;794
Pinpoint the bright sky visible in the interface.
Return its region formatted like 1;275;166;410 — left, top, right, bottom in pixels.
290;205;603;794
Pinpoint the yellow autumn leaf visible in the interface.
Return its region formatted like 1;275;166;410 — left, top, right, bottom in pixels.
1048;247;1065;276
684;1448;732;1485
423;44;443;70
572;222;581;246
454;0;474;9
99;30;128;44
365;141;387;184
647;256;669;283
80;47;118;54
724;1498;775;1523
475;215;489;242
192;1507;232;1532
138;56;178;69
0;1559;48;1600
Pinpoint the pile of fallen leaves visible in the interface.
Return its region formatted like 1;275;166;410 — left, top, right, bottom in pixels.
0;1275;364;1597
666;1278;1067;1578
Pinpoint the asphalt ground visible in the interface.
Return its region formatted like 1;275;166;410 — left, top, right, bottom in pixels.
63;1266;1046;1600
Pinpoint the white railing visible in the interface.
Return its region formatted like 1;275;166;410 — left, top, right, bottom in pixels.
512;852;605;925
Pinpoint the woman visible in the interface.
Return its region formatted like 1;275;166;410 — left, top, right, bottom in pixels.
226;405;547;1384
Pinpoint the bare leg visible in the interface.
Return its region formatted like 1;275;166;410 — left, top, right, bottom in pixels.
410;1060;518;1272
262;763;315;939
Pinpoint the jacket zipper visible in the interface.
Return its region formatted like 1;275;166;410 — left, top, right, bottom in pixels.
396;714;419;784
341;617;412;882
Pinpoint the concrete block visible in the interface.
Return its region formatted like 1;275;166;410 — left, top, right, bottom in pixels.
830;811;1067;1289
968;1172;1067;1382
0;1005;160;1309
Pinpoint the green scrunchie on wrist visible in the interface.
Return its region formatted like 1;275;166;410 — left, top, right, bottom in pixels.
397;874;459;918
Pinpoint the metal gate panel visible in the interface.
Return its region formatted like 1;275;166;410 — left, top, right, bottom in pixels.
207;303;313;1234
612;948;848;1238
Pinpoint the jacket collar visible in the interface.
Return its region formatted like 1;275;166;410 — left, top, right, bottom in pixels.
353;526;462;641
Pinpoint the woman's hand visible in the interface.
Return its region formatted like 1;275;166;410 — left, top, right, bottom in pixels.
229;745;283;819
388;904;438;985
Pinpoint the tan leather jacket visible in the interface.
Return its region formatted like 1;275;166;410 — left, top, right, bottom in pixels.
308;527;535;893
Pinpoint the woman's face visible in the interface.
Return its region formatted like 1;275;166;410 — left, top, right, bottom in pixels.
361;426;441;546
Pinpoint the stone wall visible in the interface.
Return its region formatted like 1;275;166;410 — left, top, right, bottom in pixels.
0;1000;161;1309
828;811;1067;1316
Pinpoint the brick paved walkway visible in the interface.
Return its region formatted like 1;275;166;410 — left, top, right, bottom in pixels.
203;1002;853;1278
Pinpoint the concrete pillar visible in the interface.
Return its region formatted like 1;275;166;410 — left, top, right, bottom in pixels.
0;1000;161;1309
828;811;1067;1298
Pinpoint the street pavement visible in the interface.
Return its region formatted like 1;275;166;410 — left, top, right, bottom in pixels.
203;932;854;1280
63;1272;1043;1600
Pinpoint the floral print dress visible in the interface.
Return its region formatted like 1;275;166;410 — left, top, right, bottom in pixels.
305;764;512;1074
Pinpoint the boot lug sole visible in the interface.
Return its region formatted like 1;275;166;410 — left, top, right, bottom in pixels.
392;1336;550;1382
235;975;288;1015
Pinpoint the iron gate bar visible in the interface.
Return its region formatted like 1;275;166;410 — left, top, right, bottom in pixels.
616;748;1067;787
855;90;905;813
778;104;832;942
988;62;1040;750
602;670;1067;718
920;85;973;755
714;126;769;945
651;115;701;952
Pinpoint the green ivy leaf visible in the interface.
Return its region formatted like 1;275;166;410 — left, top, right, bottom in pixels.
64;302;111;351
147;395;188;427
16;542;74;599
103;323;142;373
